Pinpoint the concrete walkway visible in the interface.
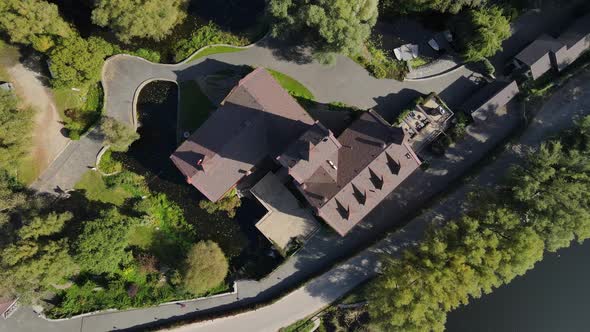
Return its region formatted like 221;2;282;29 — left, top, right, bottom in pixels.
170;67;590;332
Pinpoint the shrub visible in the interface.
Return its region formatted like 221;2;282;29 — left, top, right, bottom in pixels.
100;117;139;152
183;241;228;295
355;39;408;80
198;189;242;218
174;22;248;62
133;48;161;63
97;149;122;174
481;58;496;77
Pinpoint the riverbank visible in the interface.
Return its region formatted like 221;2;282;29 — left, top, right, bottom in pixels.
447;240;590;332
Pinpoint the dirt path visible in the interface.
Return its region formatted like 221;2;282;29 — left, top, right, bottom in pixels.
6;62;70;179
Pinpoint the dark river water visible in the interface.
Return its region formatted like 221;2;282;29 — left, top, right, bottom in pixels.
446;240;590;332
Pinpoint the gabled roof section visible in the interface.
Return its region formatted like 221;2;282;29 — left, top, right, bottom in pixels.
296;110;421;235
277;121;341;184
171;68;315;202
515;34;564;66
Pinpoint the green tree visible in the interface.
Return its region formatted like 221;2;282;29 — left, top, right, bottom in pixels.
0;239;77;300
369;208;544;331
92;0;188;42
381;0;486;15
75;208;138;274
49;36;116;88
0;91;34;174
453;6;511;62
268;0;379;56
18;212;73;240
508;141;590;251
199;189;241;218
183;241;228;295
100;117;140;152
0;0;72;49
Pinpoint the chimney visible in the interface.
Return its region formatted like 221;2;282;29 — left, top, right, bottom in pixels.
197;158;203;166
186;176;192;184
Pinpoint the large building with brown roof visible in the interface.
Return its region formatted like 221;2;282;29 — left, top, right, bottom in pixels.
170;68;315;202
172;68;422;238
280;110;421;236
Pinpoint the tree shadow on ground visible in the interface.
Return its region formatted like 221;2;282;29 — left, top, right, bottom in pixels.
262;38;314;65
372;88;423;122
16;47;53;87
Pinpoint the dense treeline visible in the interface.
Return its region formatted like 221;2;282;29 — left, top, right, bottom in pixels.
0;90;33;175
0;169;230;314
369;116;590;331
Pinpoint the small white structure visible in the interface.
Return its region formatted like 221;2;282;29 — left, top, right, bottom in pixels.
0;82;14;92
394;44;419;61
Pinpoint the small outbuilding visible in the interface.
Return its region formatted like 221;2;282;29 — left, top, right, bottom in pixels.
251;172;319;253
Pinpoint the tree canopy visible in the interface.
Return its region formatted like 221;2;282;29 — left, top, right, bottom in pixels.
92;0;189;42
369;115;590;331
0;0;73;50
381;0;486;15
49;36;117;88
75;208;138;274
183;241;228;295
453;6;511;62
100;116;140;152
0;91;34;174
268;0;379;56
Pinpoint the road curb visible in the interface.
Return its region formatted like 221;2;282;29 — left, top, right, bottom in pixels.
404;63;466;82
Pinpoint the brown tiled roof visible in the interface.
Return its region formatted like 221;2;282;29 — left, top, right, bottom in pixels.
277;122;341;184
171;68;315;201
297;110;421;235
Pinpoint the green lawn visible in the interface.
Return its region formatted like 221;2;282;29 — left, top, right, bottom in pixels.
53;87;86;115
16;155;41;185
409;56;430;68
188;46;245;63
74;171;132;206
266;68;315;101
178;80;214;139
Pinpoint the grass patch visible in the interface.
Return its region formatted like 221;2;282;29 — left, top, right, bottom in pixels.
75;171;133;206
128;225;157;249
409;56;430;68
266;68;315;100
98;149;123;174
178;80;214;139
188;45;245;62
280;318;315;332
54;84;104;139
16;155;41;185
53;87;86;114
